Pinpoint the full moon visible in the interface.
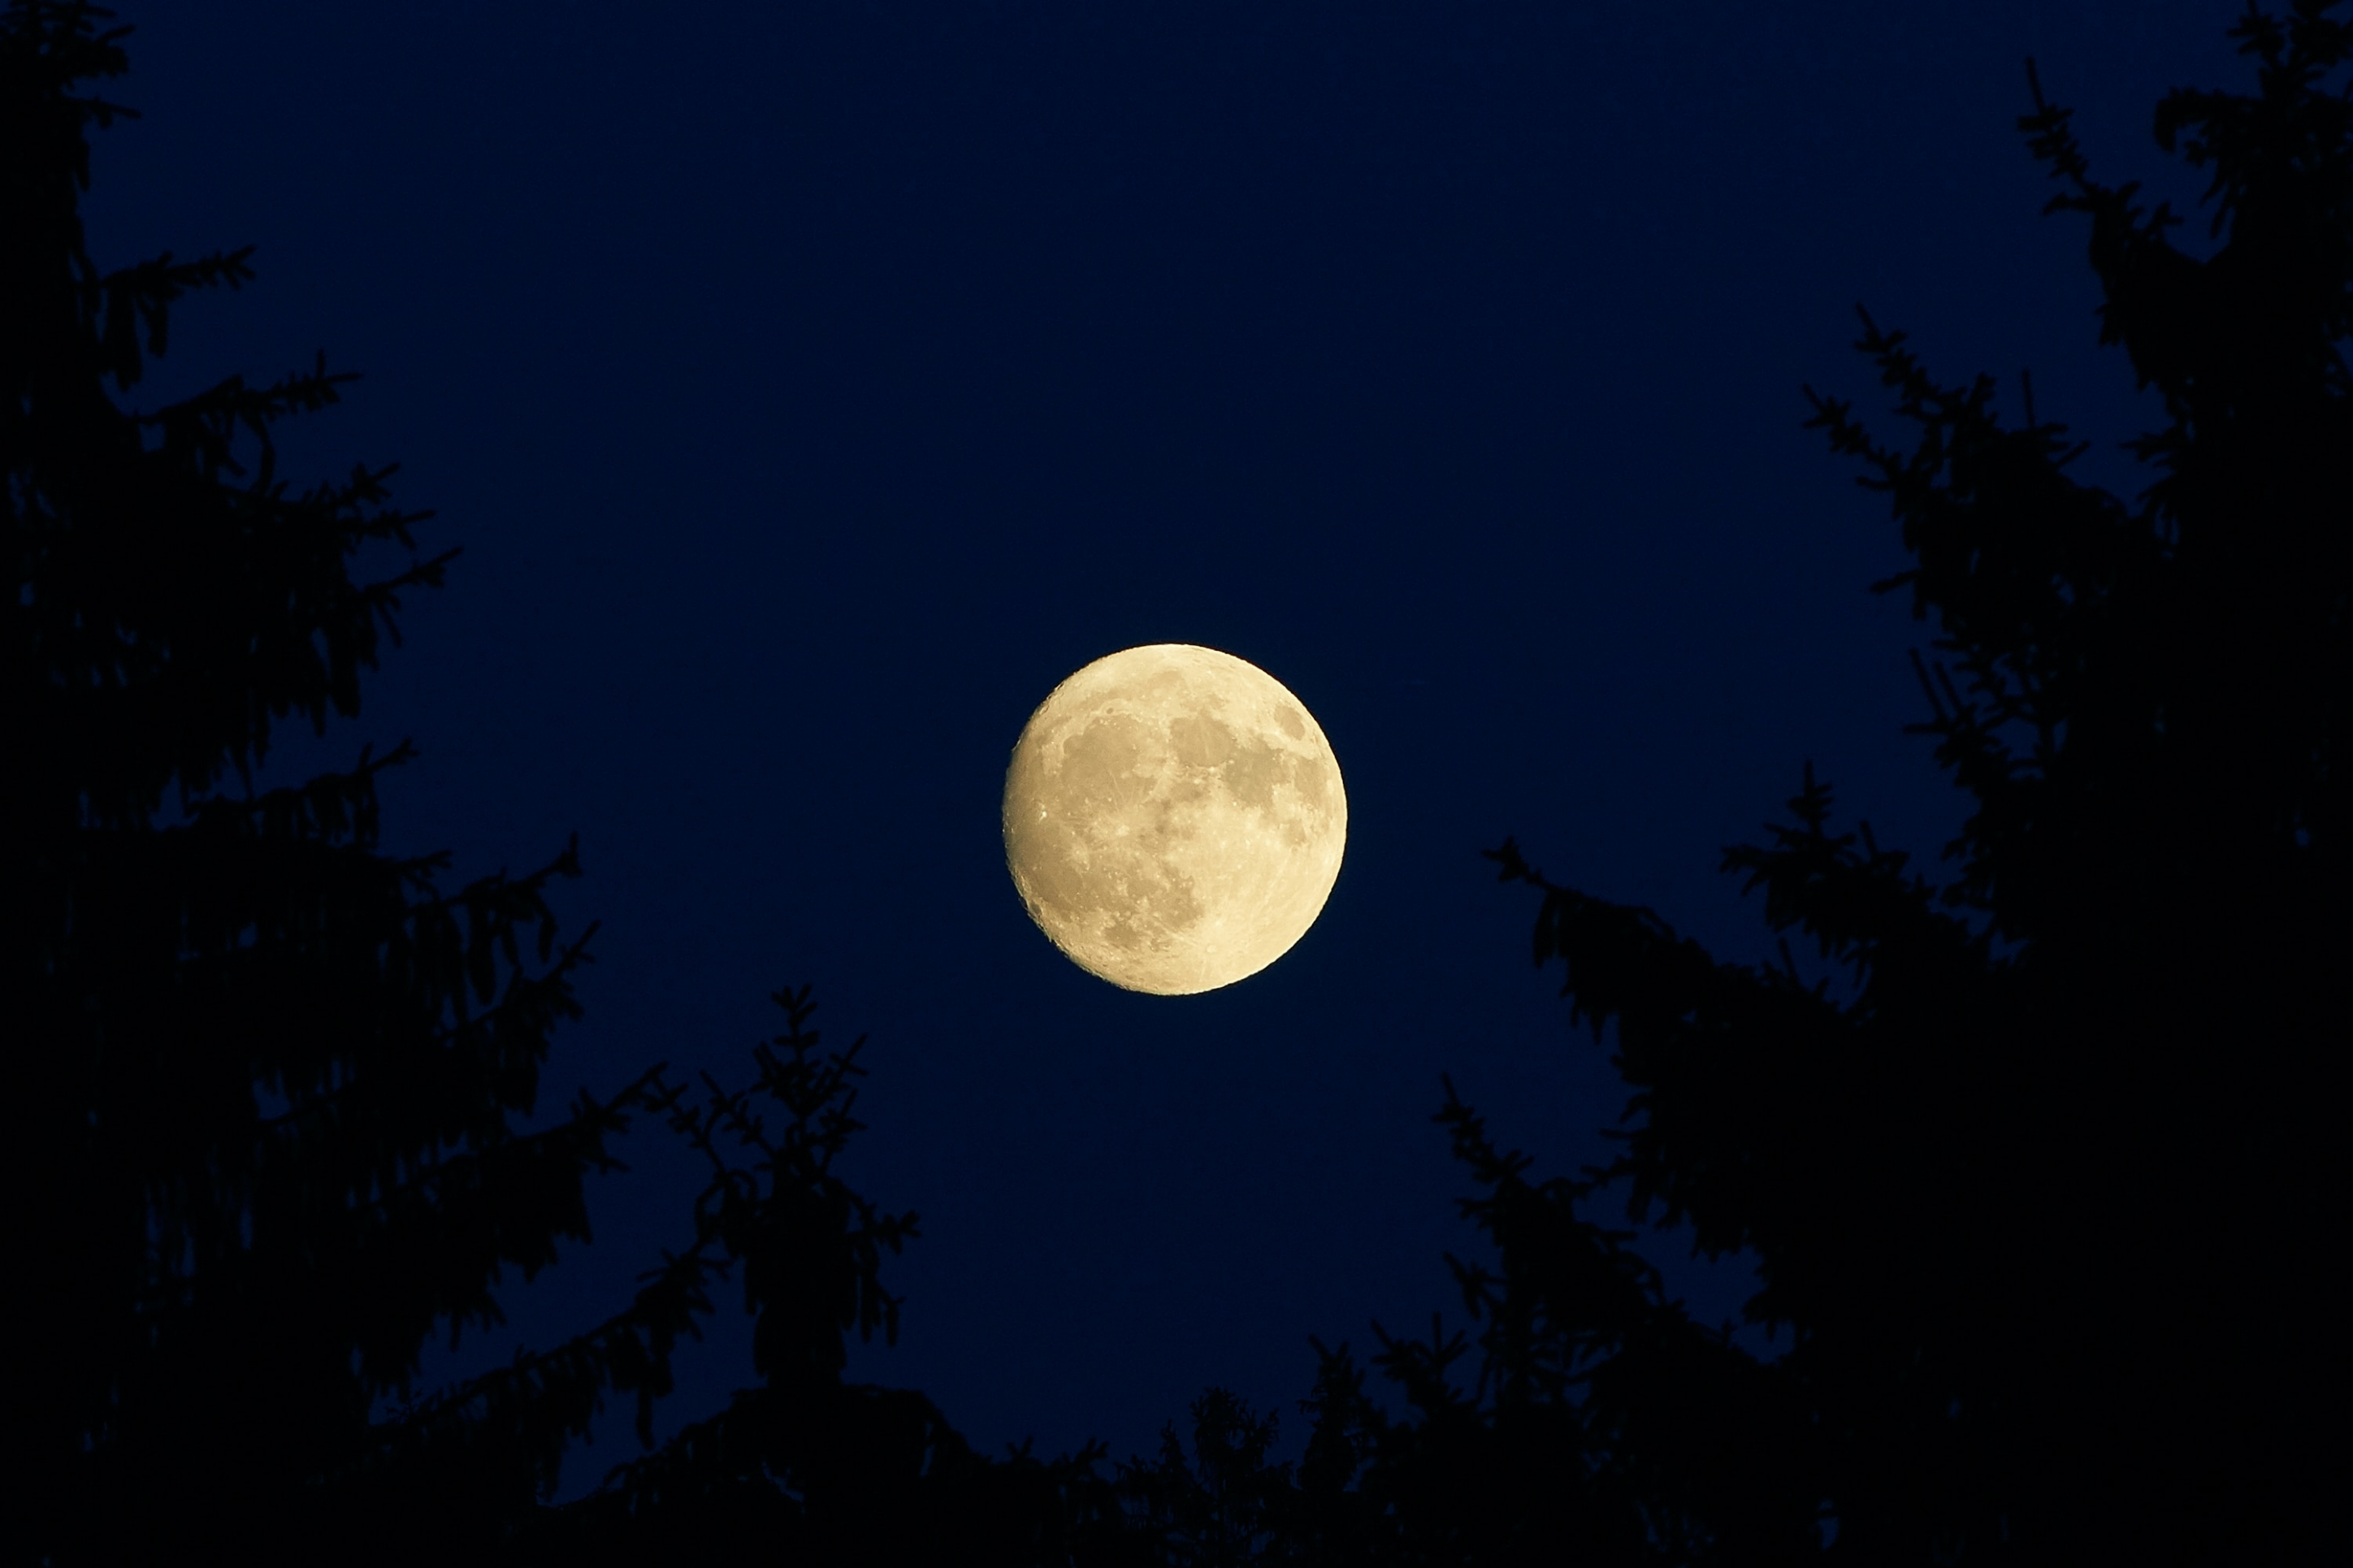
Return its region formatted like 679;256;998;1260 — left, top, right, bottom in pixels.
1002;643;1347;995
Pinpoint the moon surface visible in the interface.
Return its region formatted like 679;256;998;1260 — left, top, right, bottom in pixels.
1002;643;1347;995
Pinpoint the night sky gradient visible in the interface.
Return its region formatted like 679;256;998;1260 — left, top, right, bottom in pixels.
83;0;2253;1501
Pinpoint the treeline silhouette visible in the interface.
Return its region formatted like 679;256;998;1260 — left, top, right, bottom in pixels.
7;0;2342;1563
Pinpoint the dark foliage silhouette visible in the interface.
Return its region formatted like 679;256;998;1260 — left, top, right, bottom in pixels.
1120;2;2346;1563
3;3;735;1557
1109;1097;1801;1565
1110;1388;1301;1566
5;6;1119;1564
508;988;1131;1567
1466;3;2346;1561
16;0;2345;1562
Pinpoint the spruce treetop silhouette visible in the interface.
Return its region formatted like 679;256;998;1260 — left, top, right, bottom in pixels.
1116;4;2344;1564
6;6;933;1562
6;7;1138;1563
3;2;720;1552
1468;1;2343;1560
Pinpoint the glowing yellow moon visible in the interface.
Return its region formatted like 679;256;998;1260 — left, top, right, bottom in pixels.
1002;643;1346;995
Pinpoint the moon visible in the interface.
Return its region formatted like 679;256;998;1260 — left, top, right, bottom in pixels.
1002;643;1347;995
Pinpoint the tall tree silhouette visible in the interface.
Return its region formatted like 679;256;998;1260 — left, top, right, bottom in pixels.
1470;2;2344;1560
6;8;1135;1563
506;985;1131;1568
2;5;734;1558
1121;2;2346;1563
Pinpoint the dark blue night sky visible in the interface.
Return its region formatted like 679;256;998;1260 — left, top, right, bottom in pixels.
84;0;2247;1499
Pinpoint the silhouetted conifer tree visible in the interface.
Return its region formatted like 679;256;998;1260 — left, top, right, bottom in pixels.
506;986;1130;1568
1125;3;2346;1563
5;7;1122;1565
4;6;1138;1553
2;5;750;1559
1110;1388;1302;1566
1464;2;2346;1561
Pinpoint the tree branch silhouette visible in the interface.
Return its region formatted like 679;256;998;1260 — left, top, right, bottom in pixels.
1115;5;2346;1563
